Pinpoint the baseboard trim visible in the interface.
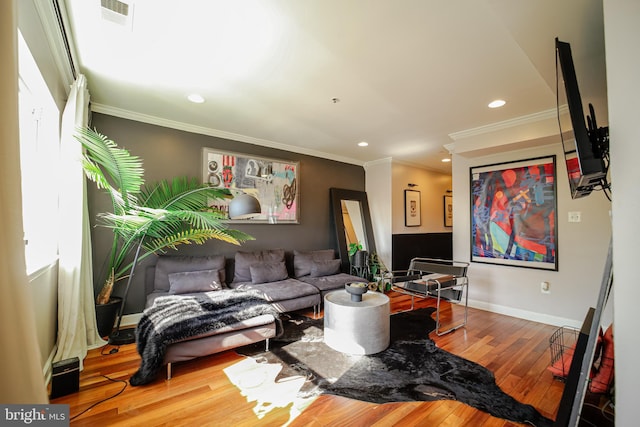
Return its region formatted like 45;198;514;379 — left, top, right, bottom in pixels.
467;299;582;329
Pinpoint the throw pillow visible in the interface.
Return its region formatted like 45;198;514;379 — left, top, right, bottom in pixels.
167;269;223;294
293;249;335;277
547;344;575;378
250;262;288;284
234;249;285;283
310;259;341;277
589;323;614;393
154;255;226;291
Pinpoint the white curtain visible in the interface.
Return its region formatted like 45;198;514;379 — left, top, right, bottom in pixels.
53;74;106;369
0;0;48;403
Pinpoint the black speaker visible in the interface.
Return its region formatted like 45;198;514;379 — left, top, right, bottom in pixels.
50;357;79;399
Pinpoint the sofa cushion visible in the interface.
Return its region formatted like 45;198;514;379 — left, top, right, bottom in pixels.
250;262;288;284
233;249;285;283
154;255;226;292
168;269;223;294
310;259;341;277
293;249;335;277
229;277;319;301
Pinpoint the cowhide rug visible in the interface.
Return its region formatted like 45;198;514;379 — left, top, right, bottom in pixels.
235;307;553;427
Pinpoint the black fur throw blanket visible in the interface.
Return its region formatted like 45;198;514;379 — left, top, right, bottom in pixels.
130;288;279;386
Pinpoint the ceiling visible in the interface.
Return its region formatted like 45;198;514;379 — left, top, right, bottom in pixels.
61;0;607;173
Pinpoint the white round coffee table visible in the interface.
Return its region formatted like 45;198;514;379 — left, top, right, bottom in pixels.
324;290;390;355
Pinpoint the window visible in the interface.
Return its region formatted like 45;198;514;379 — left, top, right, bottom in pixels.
17;31;61;274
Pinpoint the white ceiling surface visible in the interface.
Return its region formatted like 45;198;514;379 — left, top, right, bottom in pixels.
62;0;607;173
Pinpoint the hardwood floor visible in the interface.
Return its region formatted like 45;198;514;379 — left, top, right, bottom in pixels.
53;294;565;426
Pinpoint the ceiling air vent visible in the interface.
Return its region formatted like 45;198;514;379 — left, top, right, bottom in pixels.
101;0;134;28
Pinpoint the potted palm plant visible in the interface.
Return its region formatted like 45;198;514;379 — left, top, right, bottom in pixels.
77;128;253;335
368;252;391;291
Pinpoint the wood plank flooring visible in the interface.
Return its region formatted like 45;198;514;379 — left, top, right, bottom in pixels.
53;293;566;426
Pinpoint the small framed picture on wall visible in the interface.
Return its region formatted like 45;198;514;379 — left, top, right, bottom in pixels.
404;189;421;227
444;194;453;227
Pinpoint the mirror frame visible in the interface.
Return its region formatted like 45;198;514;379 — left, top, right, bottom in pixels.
330;188;377;273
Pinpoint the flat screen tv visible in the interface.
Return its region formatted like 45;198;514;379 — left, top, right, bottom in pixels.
555;38;610;199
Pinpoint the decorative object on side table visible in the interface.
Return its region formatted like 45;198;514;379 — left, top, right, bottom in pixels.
345;282;368;302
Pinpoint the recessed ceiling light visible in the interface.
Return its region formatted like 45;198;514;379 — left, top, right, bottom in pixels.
187;94;205;104
441;158;451;163
358;141;369;147
488;99;506;108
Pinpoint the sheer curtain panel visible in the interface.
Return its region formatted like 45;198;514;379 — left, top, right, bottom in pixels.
54;74;106;369
0;0;48;404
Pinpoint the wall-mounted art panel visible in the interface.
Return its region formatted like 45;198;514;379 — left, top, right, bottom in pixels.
470;155;558;270
203;148;299;223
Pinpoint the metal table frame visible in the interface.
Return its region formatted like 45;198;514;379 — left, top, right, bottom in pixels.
391;257;469;336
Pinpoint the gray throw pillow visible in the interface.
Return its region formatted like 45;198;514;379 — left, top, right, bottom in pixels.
293;249;335;277
167;269;223;294
309;259;341;277
234;249;285;283
154;255;226;291
250;262;288;284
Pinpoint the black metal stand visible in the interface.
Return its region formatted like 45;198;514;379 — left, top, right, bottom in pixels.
108;237;145;346
108;328;136;345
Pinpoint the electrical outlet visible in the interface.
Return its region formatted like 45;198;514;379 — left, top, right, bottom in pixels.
568;211;581;222
541;281;551;294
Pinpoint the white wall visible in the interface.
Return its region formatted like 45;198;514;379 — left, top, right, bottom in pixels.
604;1;640;424
452;143;612;327
365;158;393;271
28;265;59;377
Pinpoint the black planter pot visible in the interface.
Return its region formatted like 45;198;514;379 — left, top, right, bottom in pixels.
95;297;122;338
351;250;368;268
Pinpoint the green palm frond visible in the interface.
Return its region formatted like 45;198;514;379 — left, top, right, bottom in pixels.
141;176;231;211
75;127;144;210
113;227;254;279
146;228;252;252
78;128;255;303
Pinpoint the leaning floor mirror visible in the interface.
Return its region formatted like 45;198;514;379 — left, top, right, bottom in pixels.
330;188;377;274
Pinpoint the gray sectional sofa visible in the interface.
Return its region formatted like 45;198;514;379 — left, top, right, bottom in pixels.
141;248;367;381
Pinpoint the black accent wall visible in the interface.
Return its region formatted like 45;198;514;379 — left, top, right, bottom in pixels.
391;233;453;270
88;113;365;313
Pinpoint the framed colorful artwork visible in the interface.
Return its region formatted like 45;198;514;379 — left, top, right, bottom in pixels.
202;148;299;223
404;189;421;227
470;155;558;270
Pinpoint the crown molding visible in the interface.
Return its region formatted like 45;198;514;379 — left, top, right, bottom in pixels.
448;105;568;141
90;102;366;166
363;157;393;168
387;157;450;174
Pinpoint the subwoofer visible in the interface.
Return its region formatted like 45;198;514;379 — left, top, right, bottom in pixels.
50;357;79;399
